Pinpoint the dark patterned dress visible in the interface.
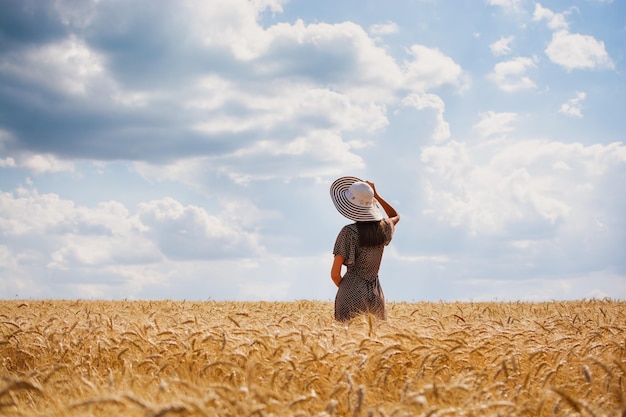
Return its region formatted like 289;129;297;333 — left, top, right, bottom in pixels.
333;218;393;321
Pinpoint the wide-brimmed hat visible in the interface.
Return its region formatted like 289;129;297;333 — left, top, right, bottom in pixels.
330;176;383;222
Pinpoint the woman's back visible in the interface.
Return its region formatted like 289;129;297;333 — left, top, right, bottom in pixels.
333;218;394;321
334;219;393;281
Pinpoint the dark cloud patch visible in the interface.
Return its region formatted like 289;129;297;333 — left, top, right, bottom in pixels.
0;0;393;168
83;2;209;88
0;0;69;48
0;80;257;161
259;38;358;84
80;1;269;90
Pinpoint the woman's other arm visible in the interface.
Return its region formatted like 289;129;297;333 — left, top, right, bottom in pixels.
331;254;344;287
366;181;400;225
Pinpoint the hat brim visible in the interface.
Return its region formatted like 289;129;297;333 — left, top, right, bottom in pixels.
330;176;383;222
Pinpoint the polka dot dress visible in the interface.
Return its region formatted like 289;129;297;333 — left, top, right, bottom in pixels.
333;218;393;322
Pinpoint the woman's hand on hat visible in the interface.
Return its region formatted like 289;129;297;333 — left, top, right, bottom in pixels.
365;181;378;196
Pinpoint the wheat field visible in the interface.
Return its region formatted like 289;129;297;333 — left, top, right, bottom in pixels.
0;299;624;416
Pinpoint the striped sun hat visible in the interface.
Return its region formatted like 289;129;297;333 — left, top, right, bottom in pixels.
330;176;383;222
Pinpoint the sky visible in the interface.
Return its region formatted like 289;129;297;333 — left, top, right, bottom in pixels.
1;0;625;302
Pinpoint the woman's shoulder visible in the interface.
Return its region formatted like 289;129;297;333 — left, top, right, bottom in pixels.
338;223;358;237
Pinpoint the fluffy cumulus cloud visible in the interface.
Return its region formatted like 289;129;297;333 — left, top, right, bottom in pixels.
531;4;614;71
0;0;466;191
369;21;400;36
403;45;466;92
400;93;450;143
0;154;74;174
545;31;614;71
473;111;518;139
0;185;266;298
486;0;524;13
136;197;262;260
419;137;626;281
489;56;537;92
0;0;463;171
489;36;515;56
559;91;586;118
532;3;570;31
0;35;106;96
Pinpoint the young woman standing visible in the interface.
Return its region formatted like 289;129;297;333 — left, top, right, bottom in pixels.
329;176;400;322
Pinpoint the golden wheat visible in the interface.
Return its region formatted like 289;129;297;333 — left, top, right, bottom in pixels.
0;299;624;416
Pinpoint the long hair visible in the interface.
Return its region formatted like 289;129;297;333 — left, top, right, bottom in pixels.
356;220;388;247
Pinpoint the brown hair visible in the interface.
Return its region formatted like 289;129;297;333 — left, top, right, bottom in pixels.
356;220;389;247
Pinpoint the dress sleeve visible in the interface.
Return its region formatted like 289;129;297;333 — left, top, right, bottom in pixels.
383;218;394;246
333;225;357;266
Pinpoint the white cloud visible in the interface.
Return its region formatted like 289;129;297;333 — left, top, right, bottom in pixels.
264;19;404;99
0;245;41;298
185;0;272;60
1;187;76;236
402;45;466;92
400;93;450;143
0;158;15;169
0;35;106;96
137;197;263;260
486;0;524;12
250;0;288;14
386;246;451;264
0;186;263;275
0;185;334;299
134;128;366;186
531;4;614;72
532;3;569;30
369;21;400;36
0;188;156;261
559;91;586;118
3;154;75;174
545;30;614;71
473;111;518;138
0;0;466;186
420;139;626;240
489;36;515;56
190;84;388;136
488;56;537;92
9;14;405;181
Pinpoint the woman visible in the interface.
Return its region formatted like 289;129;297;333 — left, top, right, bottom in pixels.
329;176;400;322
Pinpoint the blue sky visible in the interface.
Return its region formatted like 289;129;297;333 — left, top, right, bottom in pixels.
1;0;625;302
